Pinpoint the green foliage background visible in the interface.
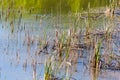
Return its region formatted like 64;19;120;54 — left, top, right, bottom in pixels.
0;0;114;14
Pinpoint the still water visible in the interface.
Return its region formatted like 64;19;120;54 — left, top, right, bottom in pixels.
0;0;120;80
0;11;120;80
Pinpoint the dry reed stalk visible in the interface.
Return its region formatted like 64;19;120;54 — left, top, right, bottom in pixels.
32;59;36;80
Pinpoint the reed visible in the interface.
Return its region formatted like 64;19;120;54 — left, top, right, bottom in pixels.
1;0;120;80
44;60;53;80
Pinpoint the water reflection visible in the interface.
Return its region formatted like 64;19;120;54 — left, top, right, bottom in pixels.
90;67;99;80
0;2;120;80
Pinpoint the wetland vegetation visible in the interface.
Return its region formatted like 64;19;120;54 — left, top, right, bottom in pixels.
0;0;120;80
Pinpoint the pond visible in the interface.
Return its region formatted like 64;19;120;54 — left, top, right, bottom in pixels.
0;0;120;80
